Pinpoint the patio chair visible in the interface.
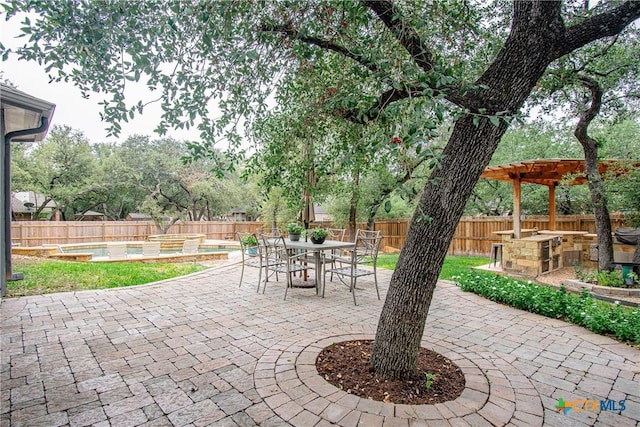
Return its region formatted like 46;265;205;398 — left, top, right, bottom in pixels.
237;231;269;291
323;229;382;305
107;243;128;260
324;228;347;278
142;241;161;257
261;235;313;299
181;239;200;254
326;228;346;241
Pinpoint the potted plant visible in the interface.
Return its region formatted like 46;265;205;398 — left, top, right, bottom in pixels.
241;234;259;256
310;228;329;244
287;223;304;241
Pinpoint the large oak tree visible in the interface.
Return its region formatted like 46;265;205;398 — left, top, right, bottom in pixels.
531;27;640;271
11;125;98;220
4;0;639;379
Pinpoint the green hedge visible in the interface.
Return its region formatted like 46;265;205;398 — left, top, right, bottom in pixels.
454;271;640;345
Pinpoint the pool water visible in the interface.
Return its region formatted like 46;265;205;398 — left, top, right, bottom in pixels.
62;246;234;257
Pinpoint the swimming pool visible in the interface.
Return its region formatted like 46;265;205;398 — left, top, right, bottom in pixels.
51;241;239;263
61;245;231;257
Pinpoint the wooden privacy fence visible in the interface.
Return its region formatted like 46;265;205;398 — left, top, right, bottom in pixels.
11;215;629;256
10;221;264;247
445;214;628;256
346;215;628;256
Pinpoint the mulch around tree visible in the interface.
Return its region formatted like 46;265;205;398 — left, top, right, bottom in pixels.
316;340;465;405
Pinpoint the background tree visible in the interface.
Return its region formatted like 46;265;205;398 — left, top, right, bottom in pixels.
114;135;250;230
13;125;98;219
9;141;32;197
10;126;256;223
249;65;443;237
469;122;589;216
90;143;142;220
598;119;640;223
599;120;640;268
5;0;639;380
529;22;640;270
257;187;298;230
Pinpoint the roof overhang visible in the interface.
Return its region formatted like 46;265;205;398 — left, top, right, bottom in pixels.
480;158;636;187
1;83;56;141
2;83;56;295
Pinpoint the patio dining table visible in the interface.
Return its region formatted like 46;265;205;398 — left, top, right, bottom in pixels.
278;238;355;295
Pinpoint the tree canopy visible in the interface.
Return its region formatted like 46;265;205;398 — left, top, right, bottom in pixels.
3;0;639;380
11;128;257;225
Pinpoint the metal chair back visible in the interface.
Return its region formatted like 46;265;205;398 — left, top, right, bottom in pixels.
326;228;346;241
237;232;263;290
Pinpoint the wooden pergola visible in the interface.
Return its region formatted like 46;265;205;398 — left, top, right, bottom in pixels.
480;159;634;238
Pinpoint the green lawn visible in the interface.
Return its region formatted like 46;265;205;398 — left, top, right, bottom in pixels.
7;254;487;298
7;258;206;297
376;254;488;279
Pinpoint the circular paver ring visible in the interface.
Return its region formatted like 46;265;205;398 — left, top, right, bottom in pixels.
255;333;544;426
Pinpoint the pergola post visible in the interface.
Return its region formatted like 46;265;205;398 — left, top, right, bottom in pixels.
548;184;556;231
513;175;521;239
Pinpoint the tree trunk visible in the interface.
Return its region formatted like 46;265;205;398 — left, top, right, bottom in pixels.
371;2;568;379
366;195;383;231
34;197;53;218
558;189;573;215
371;117;511;378
583;149;614;271
574;76;614;271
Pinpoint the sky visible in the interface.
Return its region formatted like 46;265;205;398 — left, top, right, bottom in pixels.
1;13;203;145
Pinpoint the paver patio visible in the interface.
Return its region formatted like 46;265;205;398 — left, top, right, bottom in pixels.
1;257;638;426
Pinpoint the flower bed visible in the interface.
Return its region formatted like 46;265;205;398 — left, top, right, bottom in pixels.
454;271;640;345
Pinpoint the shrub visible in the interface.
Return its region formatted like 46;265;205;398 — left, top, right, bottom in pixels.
574;265;630;288
596;270;625;287
454;271;640;344
574;265;597;283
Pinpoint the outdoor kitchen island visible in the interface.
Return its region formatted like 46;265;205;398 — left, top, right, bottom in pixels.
495;229;588;276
